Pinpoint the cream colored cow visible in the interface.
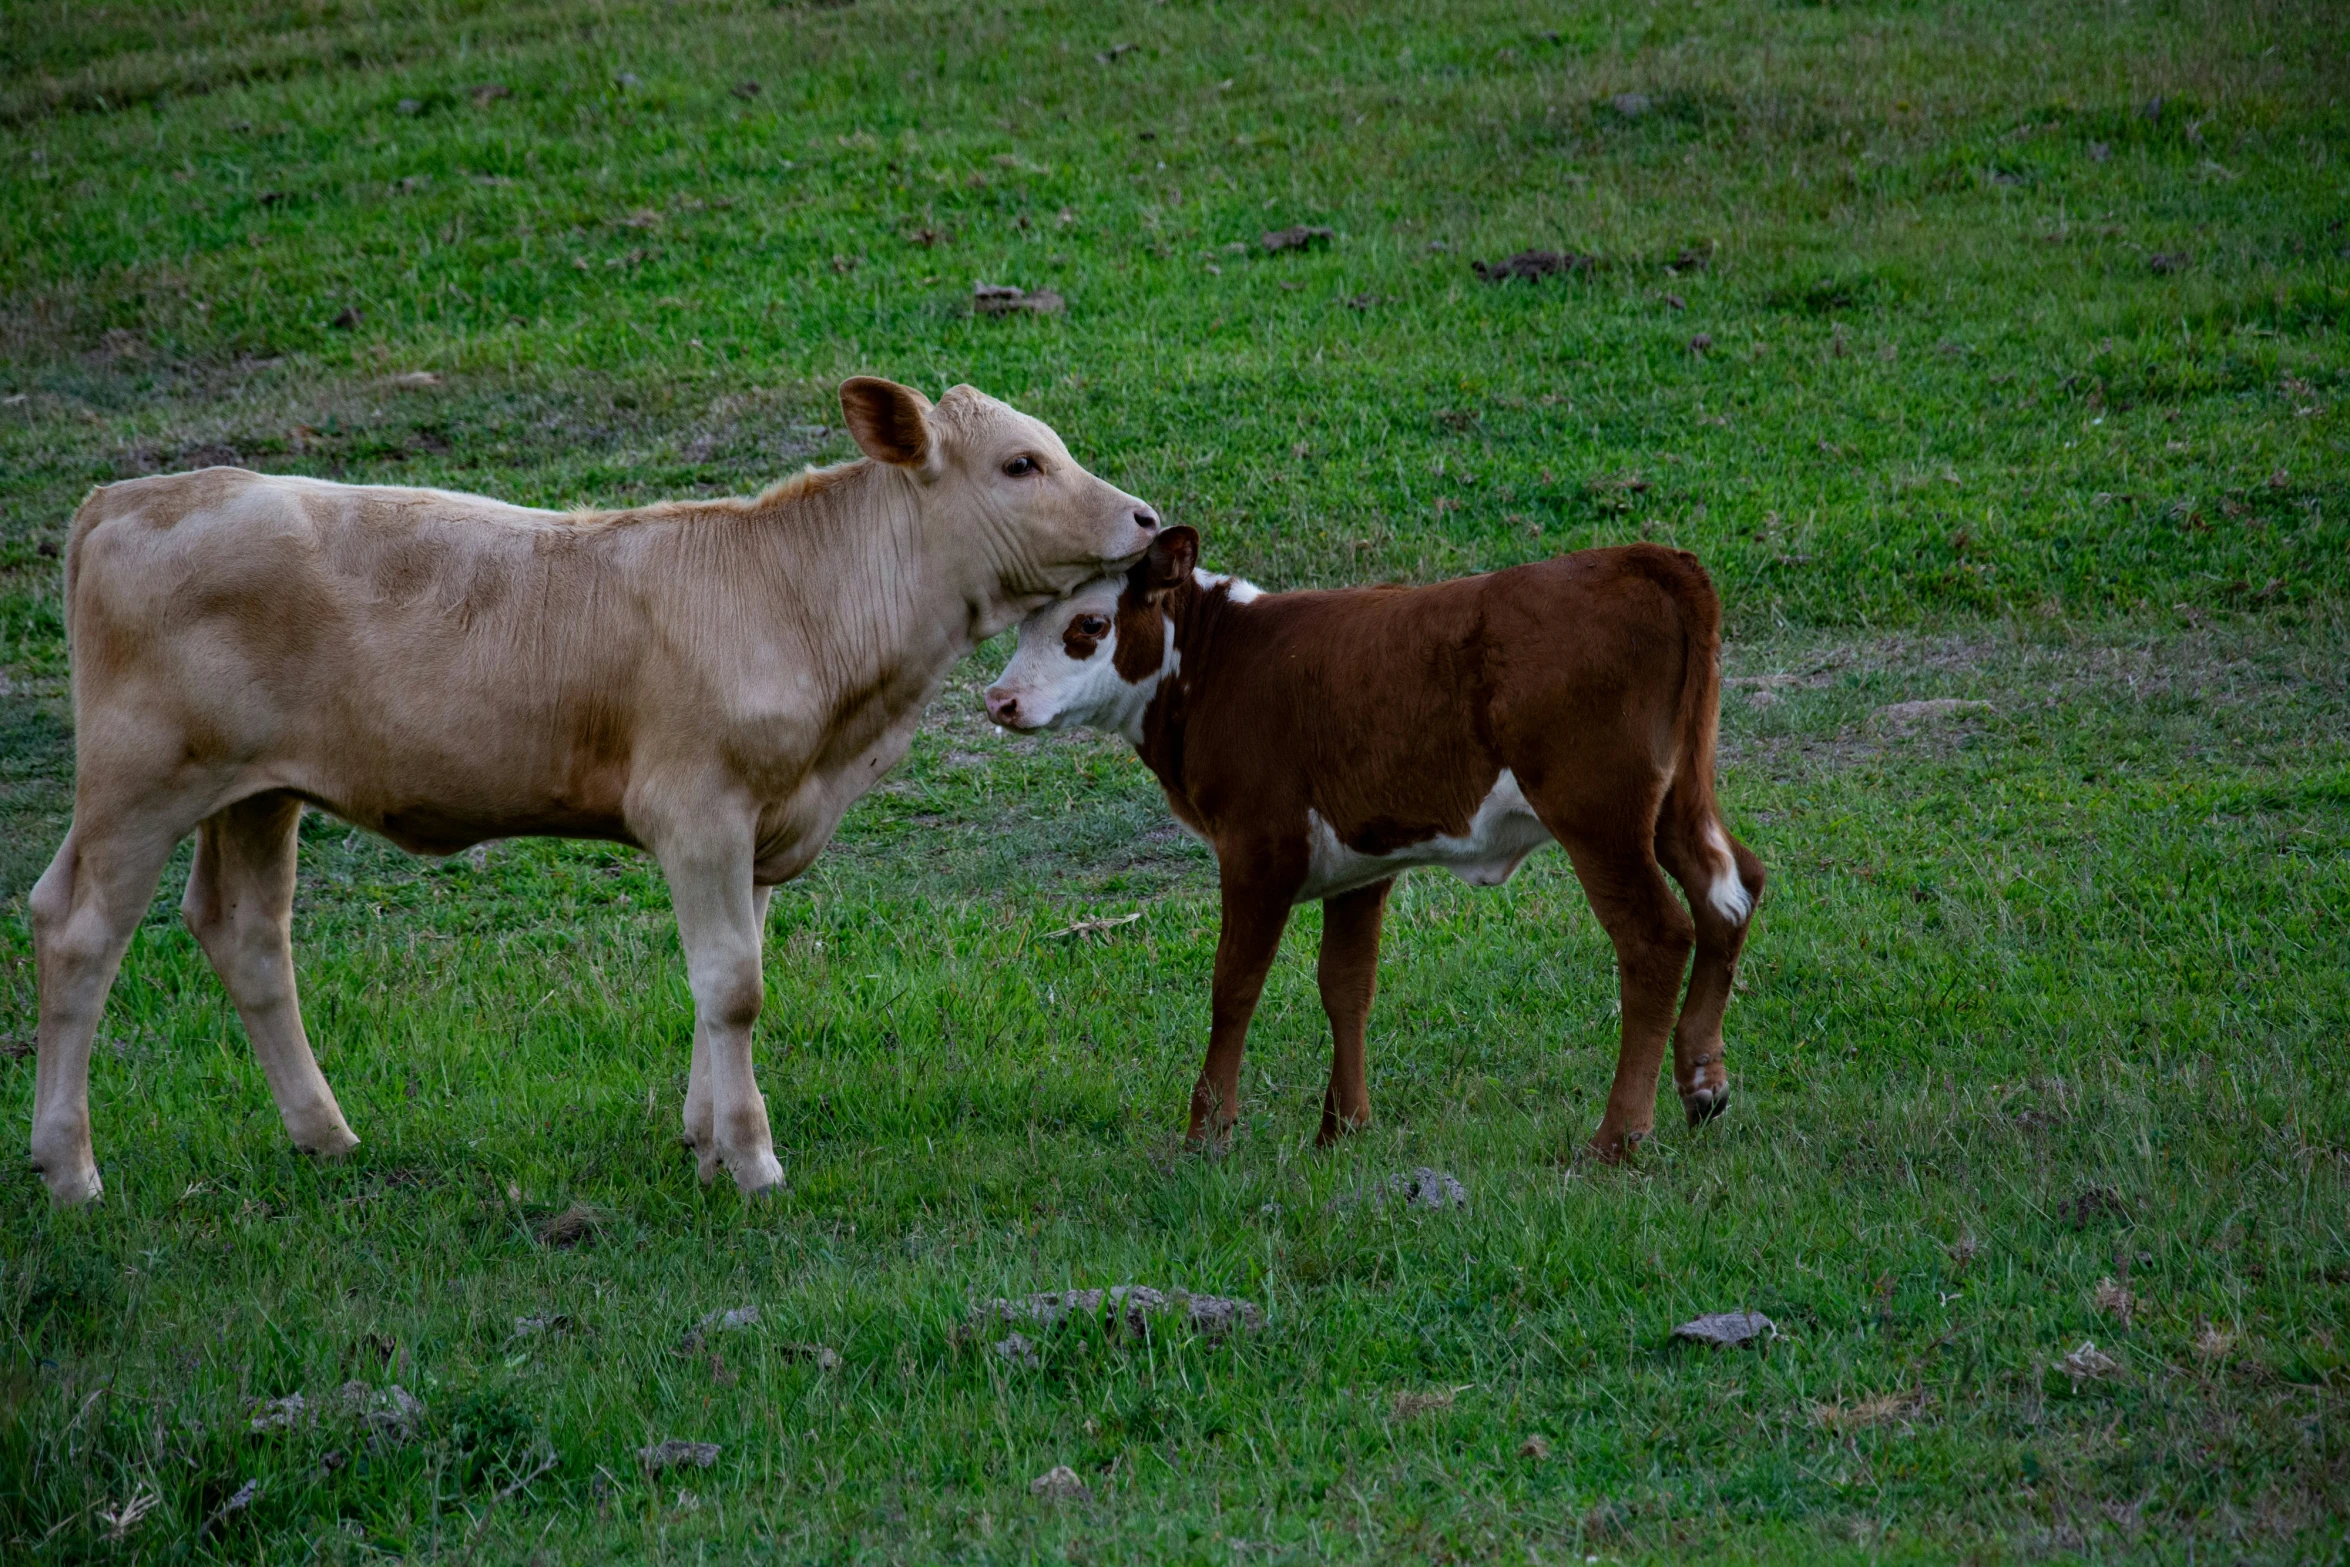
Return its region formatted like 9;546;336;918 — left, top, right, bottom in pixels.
29;377;1161;1206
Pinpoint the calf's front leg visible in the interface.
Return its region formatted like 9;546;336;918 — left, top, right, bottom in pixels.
658;836;784;1197
681;885;772;1173
1315;879;1392;1145
1186;877;1294;1148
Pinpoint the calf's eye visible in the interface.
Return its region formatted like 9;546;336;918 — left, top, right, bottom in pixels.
1075;615;1109;636
1002;455;1039;477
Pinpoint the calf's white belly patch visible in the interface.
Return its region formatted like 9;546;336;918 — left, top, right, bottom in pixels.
1297;769;1555;902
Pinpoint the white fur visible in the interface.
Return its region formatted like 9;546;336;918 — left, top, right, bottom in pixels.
1704;821;1752;924
988;579;1170;742
1193;567;1263;603
1297;769;1555;903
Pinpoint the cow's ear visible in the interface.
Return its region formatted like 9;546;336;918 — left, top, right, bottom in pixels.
1127;526;1198;601
839;377;935;468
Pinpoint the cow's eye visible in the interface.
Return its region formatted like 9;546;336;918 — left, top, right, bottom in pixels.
1075;615;1109;636
1002;455;1039;477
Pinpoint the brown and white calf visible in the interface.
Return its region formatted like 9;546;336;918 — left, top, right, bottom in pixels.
983;528;1764;1159
32;377;1159;1206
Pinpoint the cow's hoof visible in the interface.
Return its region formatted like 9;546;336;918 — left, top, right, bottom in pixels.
293;1123;361;1159
694;1145;725;1186
1682;1085;1732;1127
1583;1127;1648;1166
730;1151;785;1198
40;1162;104;1209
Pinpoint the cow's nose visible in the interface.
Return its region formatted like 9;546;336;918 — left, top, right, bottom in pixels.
985;689;1020;724
1134;506;1160;531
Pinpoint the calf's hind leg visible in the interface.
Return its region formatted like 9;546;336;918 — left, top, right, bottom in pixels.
1549;831;1696;1161
182;792;358;1159
1315;879;1392;1146
1655;819;1765;1126
30;817;189;1206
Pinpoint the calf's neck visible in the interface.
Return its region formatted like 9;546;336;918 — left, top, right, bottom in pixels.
985;528;1764;1157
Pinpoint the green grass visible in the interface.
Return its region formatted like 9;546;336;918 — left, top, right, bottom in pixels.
2;1;2346;1560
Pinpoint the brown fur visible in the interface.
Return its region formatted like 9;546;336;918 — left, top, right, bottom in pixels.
988;531;1764;1159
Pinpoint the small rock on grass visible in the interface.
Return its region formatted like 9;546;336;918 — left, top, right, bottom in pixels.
2059;1341;2121;1382
248;1393;307;1433
1671;1310;1776;1348
342;1382;425;1446
1030;1464;1087;1499
639;1439;721;1472
1330;1167;1468;1212
783;1342;842;1370
992;1332;1042;1368
973;283;1065;316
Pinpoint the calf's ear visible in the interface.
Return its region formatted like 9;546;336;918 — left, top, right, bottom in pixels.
1128;525;1199;600
840;377;935;468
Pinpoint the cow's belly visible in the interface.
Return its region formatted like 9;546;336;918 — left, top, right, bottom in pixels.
1295;769;1555;903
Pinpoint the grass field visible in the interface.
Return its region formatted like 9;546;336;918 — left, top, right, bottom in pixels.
3;0;2347;1560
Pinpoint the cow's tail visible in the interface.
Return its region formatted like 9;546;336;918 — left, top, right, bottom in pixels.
60;484;112;644
1652;549;1760;928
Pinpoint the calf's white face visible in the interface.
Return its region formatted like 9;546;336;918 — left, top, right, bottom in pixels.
984;577;1161;741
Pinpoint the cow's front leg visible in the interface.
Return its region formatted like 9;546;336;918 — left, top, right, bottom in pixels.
680;886;771;1181
1187;873;1295;1149
658;831;783;1197
1315;879;1392;1145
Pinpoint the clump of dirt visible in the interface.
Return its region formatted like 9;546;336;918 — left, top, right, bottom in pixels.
1472;249;1597;282
535;1204;601;1248
967;1285;1264;1357
1260;224;1333;253
973;283;1064;316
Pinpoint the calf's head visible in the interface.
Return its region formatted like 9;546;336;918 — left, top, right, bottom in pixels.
984;526;1199;740
840;377;1160;631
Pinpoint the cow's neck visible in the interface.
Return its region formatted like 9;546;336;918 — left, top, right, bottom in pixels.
1129;583;1218;824
755;461;975;697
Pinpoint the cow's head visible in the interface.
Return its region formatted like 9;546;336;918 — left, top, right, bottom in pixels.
983;526;1200;742
840;377;1160;632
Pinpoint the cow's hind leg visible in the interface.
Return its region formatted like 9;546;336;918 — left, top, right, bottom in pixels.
29;817;187;1206
1315;879;1392;1146
182;792;358;1159
1656;815;1765;1127
1526;775;1695;1161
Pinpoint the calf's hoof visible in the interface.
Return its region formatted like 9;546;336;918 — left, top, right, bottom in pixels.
292;1121;361;1159
39;1160;104;1209
694;1144;725;1186
1681;1084;1732;1127
1314;1112;1371;1148
1583;1126;1649;1166
729;1151;785;1199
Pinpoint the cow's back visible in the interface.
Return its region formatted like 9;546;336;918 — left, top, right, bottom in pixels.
65;468;664;846
1171;546;1704;840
